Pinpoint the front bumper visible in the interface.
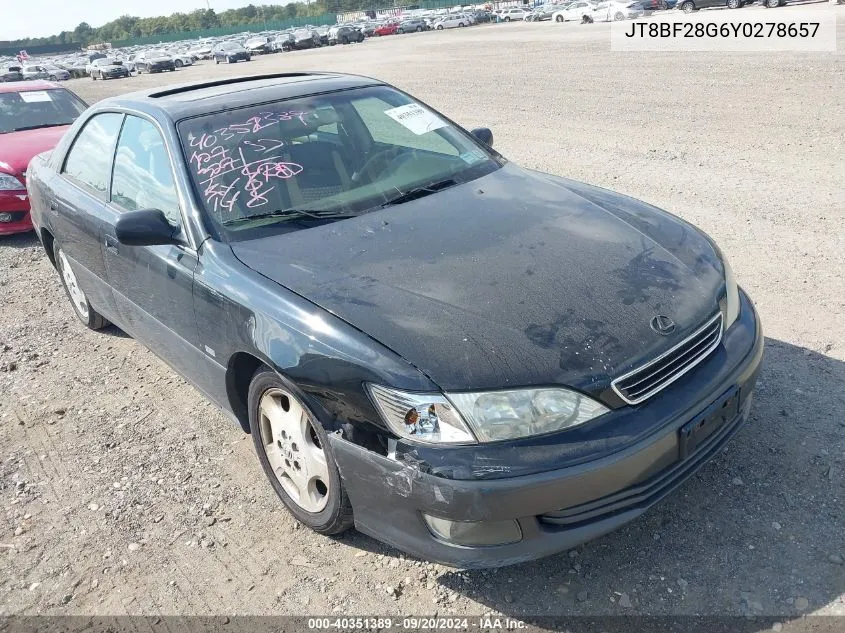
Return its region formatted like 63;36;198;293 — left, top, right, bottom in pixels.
330;290;763;568
0;192;32;235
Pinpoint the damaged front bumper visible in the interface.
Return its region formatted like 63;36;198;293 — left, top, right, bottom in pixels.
329;291;763;568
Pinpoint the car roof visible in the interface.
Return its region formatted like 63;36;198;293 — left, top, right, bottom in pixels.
0;80;62;94
98;72;384;120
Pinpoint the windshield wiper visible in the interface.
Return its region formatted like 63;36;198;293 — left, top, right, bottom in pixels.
223;208;358;225
10;123;71;133
380;179;458;208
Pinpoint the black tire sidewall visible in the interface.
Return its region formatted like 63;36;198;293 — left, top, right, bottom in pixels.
247;368;350;533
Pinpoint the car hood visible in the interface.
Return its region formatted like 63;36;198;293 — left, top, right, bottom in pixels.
231;164;725;396
0;126;70;176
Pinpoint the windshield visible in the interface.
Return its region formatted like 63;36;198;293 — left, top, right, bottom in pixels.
0;88;87;134
177;85;502;241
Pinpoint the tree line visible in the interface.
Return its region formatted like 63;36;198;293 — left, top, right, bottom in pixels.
2;2;371;48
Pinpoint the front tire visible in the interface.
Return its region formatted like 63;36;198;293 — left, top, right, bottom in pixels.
248;368;353;535
54;244;109;330
555;14;564;21
175;59;183;68
765;0;779;6
681;0;695;11
615;11;625;18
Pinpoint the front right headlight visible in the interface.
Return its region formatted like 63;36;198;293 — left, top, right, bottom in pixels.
448;388;609;442
0;173;24;191
367;384;609;444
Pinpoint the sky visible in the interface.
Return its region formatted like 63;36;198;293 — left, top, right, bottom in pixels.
1;0;276;41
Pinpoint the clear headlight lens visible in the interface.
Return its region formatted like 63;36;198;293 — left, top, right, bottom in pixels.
0;173;24;190
448;388;609;442
368;384;609;444
366;384;477;445
723;255;740;329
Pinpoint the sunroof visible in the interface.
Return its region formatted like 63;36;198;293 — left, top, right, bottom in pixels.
147;73;319;99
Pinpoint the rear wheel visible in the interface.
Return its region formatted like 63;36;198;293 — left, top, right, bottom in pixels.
682;0;695;11
249;368;353;534
615;11;625;18
54;244;109;330
436;24;444;29
174;58;183;68
504;16;511;21
765;0;779;6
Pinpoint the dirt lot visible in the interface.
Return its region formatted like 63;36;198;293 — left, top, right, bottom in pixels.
1;7;844;624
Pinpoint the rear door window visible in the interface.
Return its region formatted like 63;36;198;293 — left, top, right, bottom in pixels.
62;112;124;198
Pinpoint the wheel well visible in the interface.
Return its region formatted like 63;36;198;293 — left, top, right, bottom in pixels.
41;229;56;269
226;352;267;433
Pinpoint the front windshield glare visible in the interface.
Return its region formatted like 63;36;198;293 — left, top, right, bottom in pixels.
0;89;87;134
177;85;500;239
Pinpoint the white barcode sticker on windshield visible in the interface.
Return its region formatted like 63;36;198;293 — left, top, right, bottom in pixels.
19;91;52;103
384;103;448;136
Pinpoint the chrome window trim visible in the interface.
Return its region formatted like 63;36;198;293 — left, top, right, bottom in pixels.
611;312;724;406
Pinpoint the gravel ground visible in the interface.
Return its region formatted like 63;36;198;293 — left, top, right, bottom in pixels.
1;7;844;623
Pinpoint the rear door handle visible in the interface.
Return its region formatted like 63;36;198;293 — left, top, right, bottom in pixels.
104;235;119;254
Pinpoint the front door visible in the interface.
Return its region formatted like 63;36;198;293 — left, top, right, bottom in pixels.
101;114;203;384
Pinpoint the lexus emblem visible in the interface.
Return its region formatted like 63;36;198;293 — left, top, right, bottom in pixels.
650;315;676;336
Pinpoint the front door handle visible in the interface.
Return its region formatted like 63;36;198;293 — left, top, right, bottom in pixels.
104;235;119;255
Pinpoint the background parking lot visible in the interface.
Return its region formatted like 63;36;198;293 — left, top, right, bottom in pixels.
1;10;844;621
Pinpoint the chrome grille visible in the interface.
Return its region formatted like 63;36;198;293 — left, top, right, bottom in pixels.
612;313;723;405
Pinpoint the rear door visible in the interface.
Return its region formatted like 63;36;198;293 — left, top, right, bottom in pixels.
52;111;124;320
101;113;203;384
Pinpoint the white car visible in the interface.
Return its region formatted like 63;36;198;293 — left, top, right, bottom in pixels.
498;7;532;20
553;1;597;21
432;14;470;28
167;52;195;68
589;0;644;20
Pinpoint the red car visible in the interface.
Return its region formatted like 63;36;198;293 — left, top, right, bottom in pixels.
0;81;87;236
373;22;400;36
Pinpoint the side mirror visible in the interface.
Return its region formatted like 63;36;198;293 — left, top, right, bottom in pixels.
114;209;177;246
471;127;493;147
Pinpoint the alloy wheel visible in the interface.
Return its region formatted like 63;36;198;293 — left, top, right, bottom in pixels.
58;249;89;320
258;388;330;513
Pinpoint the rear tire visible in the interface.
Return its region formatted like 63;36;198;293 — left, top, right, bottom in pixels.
615;11;625;18
682;0;695;11
54;243;109;330
248;368;354;535
175;59;183;68
765;0;778;6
